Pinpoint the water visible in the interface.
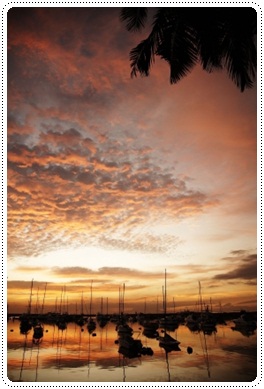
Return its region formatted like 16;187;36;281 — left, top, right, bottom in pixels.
6;319;257;382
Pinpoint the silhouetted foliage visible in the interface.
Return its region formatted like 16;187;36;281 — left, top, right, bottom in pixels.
120;7;257;92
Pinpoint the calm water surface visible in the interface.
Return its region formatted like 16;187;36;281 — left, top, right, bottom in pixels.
7;319;257;382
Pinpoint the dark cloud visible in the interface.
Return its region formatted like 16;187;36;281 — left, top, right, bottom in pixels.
58;29;76;51
242;253;257;262
213;253;257;281
7;8;130;119
80;44;95;58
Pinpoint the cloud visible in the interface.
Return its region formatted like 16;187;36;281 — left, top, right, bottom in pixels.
7;279;48;290
15;266;47;273
99;234;182;254
230;249;248;256
52;266;95;277
213;252;257;281
51;266;162;280
8;121;214;258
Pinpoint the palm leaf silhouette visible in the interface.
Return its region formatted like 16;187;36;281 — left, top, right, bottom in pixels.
121;7;257;92
120;7;148;32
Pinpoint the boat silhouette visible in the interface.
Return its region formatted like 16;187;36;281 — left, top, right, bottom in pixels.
158;269;181;353
32;323;44;344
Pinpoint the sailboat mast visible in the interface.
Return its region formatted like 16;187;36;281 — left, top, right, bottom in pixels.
101;297;103;314
35;287;39;314
41;282;47;315
27;279;34;315
123;283;125;314
89;280;93;317
198;281;203;312
81;291;84;315
162;286;164;313
118;286;121;316
164;269;167;317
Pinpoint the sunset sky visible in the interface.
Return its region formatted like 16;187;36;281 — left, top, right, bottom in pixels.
6;6;257;314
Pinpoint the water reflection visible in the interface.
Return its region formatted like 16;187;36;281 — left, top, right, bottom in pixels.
7;319;257;382
199;331;211;378
18;334;28;382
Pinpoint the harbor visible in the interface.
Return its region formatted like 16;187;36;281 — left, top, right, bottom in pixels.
7;310;257;382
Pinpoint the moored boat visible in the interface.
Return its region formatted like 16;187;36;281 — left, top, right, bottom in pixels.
116;322;133;336
157;269;181;353
19;315;33;334
158;332;181;352
232;313;257;331
33;323;44;344
117;334;153;358
87;317;96;334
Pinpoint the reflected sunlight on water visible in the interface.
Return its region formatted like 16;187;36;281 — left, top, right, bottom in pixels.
7;319;257;382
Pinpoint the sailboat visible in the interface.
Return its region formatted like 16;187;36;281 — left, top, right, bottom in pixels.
116;284;133;335
32;322;44;344
231;312;257;336
20;279;34;334
158;269;181;352
115;284;153;358
87;280;96;334
96;297;110;328
198;281;217;335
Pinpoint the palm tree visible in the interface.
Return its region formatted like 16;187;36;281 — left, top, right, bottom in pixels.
120;7;257;92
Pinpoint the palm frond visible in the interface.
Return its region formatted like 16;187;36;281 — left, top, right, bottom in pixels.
130;37;155;78
122;7;257;91
169;33;198;84
156;11;198;84
223;40;256;91
220;8;257;91
193;8;224;72
120;7;148;32
128;9;167;78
